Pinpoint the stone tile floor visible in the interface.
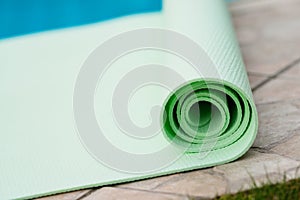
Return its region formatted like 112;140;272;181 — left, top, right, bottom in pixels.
38;0;300;199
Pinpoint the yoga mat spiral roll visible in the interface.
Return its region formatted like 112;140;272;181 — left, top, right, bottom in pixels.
161;0;258;154
0;0;258;199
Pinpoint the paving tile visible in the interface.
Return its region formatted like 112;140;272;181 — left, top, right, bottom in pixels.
213;150;300;193
285;169;300;182
230;0;299;14
253;78;300;104
248;74;268;89
253;100;300;149
82;187;186;200
235;25;259;47
271;129;300;161
36;189;91;200
153;169;227;199
117;174;179;190
241;45;296;76
231;0;300;75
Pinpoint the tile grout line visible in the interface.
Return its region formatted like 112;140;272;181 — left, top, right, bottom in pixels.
252;57;300;92
76;189;98;200
151;174;183;190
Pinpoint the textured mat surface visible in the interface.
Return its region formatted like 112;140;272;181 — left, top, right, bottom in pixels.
0;0;257;199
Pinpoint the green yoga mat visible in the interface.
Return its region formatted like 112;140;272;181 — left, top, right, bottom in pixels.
0;0;258;199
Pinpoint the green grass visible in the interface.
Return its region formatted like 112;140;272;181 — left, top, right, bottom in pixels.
214;178;300;200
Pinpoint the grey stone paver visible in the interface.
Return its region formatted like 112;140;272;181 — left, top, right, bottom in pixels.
271;131;300;161
36;189;91;200
36;0;300;199
213;150;300;194
232;0;300;75
117;173;180;191
153;170;227;199
254;78;300;104
82;187;187;200
253;100;300;149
